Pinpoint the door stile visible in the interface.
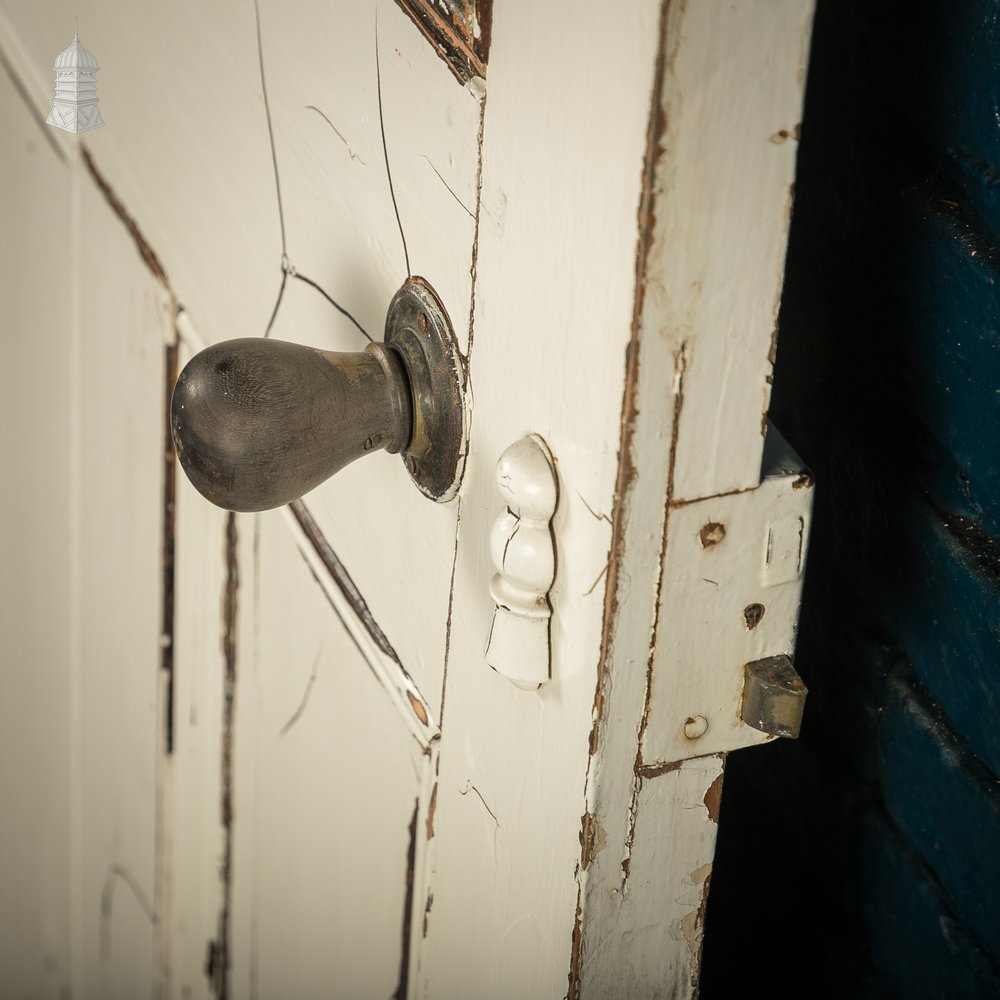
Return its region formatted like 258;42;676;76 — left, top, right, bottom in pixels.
575;1;816;995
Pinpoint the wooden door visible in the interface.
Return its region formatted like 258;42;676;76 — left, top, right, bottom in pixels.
0;2;814;997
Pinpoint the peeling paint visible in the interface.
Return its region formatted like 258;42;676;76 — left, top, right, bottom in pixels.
161;320;179;753
703;769;724;822
285;546;436;755
422;892;434;938
620;779;642;889
207;513;239;999
570;4;675;995
393;799;420;1000
698;521;726;548
81;147;170;289
666;341;688;499
678;861;713;992
768;125;801;144
393;0;492;84
407;689;429;726
290;501;400;662
464;105;487;360
668;484;753;510
425;782;438;840
586;0;673;760
635;760;682;780
567;899;584;1000
579;811;608;871
437;496;463;724
567;0;811;989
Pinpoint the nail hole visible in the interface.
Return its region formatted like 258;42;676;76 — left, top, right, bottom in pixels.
417;312;429;332
744;603;765;630
683;715;709;740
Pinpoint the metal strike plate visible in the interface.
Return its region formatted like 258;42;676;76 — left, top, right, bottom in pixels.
636;424;814;764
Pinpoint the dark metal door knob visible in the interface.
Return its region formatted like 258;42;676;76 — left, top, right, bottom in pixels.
170;278;466;512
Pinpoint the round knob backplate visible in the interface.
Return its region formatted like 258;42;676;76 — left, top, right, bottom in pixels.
386;278;467;503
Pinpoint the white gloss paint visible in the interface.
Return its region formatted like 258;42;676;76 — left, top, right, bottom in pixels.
0;1;814;997
486;434;558;691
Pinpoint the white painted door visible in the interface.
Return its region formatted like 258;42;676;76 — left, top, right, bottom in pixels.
0;2;814;998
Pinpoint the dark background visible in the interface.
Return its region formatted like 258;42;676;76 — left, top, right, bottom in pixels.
700;1;1000;995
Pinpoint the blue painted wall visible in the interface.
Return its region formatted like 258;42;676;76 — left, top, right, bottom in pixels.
701;1;1000;995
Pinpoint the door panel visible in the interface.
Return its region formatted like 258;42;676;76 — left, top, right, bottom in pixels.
75;174;165;999
1;56;168;996
230;509;420;1000
247;0;480;717
0;62;74;1000
166;454;230;997
262;275;460;722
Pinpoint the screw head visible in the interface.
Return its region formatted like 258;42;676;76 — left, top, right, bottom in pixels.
683;715;709;740
743;603;765;629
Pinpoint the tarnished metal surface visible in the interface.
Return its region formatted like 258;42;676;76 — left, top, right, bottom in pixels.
171;338;411;512
741;654;808;739
385;277;467;503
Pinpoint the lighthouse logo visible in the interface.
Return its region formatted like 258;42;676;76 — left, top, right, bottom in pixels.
46;30;104;134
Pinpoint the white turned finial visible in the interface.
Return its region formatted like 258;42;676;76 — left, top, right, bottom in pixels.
485;434;557;690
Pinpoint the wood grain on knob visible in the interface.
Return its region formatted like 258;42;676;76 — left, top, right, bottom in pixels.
170;338;411;512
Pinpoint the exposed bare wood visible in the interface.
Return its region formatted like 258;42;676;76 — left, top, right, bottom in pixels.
207;512;239;1000
161;324;179;754
393;799;420;1000
394;0;491;84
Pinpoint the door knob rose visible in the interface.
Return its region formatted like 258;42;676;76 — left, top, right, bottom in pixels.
170;278;466;512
